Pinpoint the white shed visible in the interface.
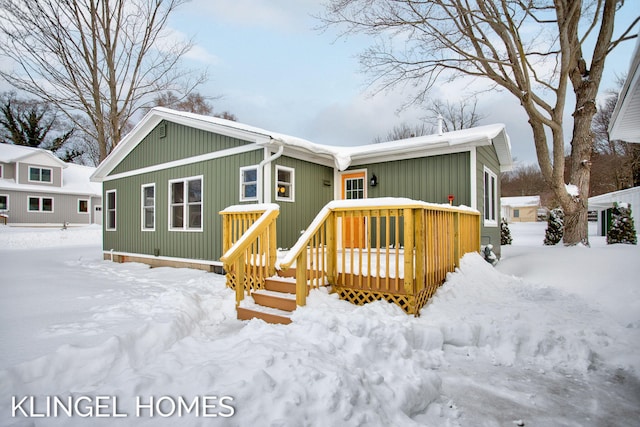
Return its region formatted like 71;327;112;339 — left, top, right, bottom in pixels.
588;186;640;237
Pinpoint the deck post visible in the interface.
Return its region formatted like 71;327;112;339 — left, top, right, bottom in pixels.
268;220;277;277
296;250;307;306
235;254;246;306
325;212;337;284
403;208;414;296
453;212;461;268
414;208;425;294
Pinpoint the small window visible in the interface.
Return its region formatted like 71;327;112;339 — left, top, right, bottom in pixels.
513;209;520;218
240;166;258;201
141;184;155;231
169;176;202;231
275;166;294;202
0;194;8;210
78;199;89;214
29;167;52;183
483;167;498;226
28;196;54;212
106;190;116;230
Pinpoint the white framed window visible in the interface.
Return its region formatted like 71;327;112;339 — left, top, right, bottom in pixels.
0;194;8;211
78;199;89;214
483;167;498;227
240;166;258;202
106;189;117;231
28;166;52;183
28;196;54;212
169;176;202;231
141;183;155;231
0;164;3;178
275;165;295;202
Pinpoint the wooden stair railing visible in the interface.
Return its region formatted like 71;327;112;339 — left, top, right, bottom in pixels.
219;204;279;307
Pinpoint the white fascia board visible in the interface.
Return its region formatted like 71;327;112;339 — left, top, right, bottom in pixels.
91;109;274;182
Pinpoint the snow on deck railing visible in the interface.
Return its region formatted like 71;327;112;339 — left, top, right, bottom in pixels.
278;197;481;312
220;204;280;305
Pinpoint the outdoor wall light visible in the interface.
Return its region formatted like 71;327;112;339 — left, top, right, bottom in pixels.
370;174;378;187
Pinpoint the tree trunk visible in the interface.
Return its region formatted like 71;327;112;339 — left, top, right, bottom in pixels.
563;88;597;246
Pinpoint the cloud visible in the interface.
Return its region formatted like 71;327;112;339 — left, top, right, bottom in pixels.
186;0;321;32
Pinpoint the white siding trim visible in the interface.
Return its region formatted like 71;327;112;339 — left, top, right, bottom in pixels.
470;148;477;210
103;144;261;181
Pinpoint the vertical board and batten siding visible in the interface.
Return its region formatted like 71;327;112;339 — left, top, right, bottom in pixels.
103;146;263;262
270;156;334;249
354;152;472;206
346;152;471;247
111;121;254;175
2;190;94;224
476;145;502;256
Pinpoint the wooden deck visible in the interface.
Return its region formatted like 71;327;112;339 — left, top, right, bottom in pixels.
220;199;481;322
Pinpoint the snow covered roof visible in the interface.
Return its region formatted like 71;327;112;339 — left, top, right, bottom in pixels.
0;144;101;196
501;196;541;207
92;107;513;181
0;143;67;168
588;186;640;210
609;31;640;143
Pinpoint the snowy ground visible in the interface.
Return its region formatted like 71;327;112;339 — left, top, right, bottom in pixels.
0;222;639;426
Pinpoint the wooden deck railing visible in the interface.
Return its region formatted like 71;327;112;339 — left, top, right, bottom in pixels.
220;204;279;305
279;199;480;314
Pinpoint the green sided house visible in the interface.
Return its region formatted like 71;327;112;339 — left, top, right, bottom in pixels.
90;107;512;273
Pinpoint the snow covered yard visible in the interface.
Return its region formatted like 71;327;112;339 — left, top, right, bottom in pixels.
0;223;639;426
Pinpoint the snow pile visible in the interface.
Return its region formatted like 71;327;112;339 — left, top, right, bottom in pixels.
1;223;639;426
0;225;102;249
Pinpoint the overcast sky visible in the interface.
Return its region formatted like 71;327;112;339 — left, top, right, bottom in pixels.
167;1;639;167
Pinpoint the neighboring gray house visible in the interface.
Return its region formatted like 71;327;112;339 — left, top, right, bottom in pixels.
588;186;640;237
90;107;512;270
0;144;102;226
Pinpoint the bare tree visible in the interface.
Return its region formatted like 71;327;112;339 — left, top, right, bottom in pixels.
373;121;432;143
427;97;486;132
591;78;640;193
320;0;639;246
143;90;237;120
0;0;206;162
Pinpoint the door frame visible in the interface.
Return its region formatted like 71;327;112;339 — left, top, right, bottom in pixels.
337;169;368;249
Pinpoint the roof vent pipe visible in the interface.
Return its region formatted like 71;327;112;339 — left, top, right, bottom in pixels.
437;114;444;136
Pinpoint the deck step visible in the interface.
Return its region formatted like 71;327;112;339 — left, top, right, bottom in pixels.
252;289;297;311
237;306;292;325
264;276;297;293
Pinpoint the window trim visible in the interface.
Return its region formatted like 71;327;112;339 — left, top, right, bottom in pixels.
0;164;3;178
168;175;203;232
275;165;295;202
0;194;8;211
27;196;54;213
28;166;53;183
105;189;117;231
77;198;89;214
141;183;156;231
239;165;259;202
483;166;498;227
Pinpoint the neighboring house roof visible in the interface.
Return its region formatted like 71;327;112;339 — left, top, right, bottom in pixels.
0;143;68;168
91;107;513;181
501;196;541;208
588;186;640;210
609;31;640;143
0;144;101;196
